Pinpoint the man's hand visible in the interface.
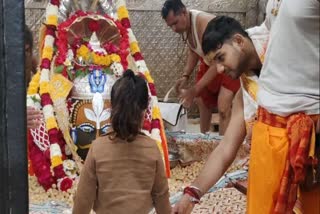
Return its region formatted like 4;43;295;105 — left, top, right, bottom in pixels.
171;194;195;214
179;87;197;108
27;106;42;129
174;76;188;94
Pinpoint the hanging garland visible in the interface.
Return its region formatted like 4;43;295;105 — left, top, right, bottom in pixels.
116;1;171;177
28;0;73;191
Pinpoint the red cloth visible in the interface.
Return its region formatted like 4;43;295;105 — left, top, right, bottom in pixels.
196;58;240;108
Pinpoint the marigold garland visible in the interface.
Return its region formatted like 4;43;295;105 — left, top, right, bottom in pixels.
117;6;129;20
28;71;41;95
31;0;73;191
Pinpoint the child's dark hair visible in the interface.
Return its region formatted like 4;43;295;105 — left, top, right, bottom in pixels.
202;16;249;55
110;69;148;142
161;0;186;19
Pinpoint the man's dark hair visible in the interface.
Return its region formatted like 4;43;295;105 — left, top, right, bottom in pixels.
161;0;186;19
25;24;33;51
202;16;249;55
110;69;149;142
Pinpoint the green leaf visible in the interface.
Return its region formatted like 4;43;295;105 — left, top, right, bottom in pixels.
75;69;89;79
83;37;90;42
67;69;73;80
84;68;89;76
75;70;82;78
31;95;41;103
103;68;112;75
55;65;64;73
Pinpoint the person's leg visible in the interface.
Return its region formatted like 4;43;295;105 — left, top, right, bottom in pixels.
217;86;234;135
195;97;212;133
195;59;218;133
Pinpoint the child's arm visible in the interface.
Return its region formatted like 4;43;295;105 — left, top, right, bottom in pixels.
151;148;172;214
73;146;97;214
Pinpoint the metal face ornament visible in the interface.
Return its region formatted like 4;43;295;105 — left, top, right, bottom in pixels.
70;93;111;159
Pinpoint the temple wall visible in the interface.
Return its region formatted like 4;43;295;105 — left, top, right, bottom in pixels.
25;0;268;99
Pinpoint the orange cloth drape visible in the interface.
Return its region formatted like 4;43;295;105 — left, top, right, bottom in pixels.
247;107;320;214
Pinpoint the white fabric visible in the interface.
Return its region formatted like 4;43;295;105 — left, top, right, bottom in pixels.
241;25;269;142
241;76;259;122
243;23;270;119
257;0;320;116
188;10;204;58
264;0;281;30
158;87;187;131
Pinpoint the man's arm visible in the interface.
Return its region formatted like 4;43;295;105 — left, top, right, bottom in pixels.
180;64;218;107
183;48;200;77
193;64;218;95
175;48;199;92
191;89;245;191
179;12;218;107
172;90;246;213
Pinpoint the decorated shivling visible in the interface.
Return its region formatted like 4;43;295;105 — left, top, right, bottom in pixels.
27;0;170;192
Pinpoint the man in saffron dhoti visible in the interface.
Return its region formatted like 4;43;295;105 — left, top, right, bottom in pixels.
172;1;319;213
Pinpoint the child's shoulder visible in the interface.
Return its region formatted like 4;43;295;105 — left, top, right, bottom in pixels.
134;134;157;146
91;135;113;148
92;133;156;146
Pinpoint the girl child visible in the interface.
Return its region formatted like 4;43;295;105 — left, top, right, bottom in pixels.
73;70;171;214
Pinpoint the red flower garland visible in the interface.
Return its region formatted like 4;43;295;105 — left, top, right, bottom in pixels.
133;52;144;61
28;131;55;190
88;20;100;32
151;119;161;130
148;83;157;96
121;18;131;29
55;11;130;77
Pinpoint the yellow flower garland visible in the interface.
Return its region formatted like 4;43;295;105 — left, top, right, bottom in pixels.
117;6;129;20
51;155;63;167
47;15;58;27
110;54;121;62
46;116;58;130
76;45;121;67
152;106;161;120
27;71;41;95
144;71;154;83
42;46;54;60
39;82;50;95
130;41;140;55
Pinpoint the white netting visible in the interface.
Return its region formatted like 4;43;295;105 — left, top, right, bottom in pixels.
145;105;152;122
30;122;50;152
144;95;153;123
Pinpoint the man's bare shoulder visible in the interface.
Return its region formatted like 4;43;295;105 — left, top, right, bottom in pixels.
196;11;216;34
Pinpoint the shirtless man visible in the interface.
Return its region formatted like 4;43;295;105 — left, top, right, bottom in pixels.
161;0;240;134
